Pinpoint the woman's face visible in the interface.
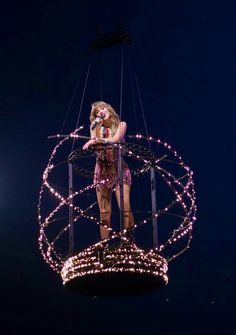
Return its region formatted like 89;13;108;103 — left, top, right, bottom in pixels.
95;105;110;120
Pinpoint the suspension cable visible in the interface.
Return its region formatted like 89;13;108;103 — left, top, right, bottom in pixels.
58;72;83;136
118;46;125;232
71;61;91;152
96;52;103;100
119;46;124;120
128;47;138;134
133;69;151;147
130;48;159;248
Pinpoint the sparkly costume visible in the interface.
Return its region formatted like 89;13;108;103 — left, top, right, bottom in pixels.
93;125;131;191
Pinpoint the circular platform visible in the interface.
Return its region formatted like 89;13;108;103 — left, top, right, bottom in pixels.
61;242;168;296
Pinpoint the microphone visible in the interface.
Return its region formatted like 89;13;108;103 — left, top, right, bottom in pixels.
91;113;105;130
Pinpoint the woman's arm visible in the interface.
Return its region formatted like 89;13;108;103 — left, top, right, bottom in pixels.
82;128;97;150
109;121;127;143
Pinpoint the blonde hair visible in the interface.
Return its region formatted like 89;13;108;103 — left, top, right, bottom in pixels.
90;101;120;134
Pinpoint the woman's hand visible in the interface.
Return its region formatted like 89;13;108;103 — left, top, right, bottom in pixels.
82;139;95;150
83;138;108;150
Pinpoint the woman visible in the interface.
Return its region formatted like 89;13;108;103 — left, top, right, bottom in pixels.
83;101;134;241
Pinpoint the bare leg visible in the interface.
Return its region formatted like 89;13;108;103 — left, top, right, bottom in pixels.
96;188;112;240
115;183;134;230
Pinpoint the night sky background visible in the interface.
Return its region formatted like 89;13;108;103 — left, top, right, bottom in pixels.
1;0;235;334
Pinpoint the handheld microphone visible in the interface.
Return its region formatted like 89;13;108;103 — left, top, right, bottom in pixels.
91;113;106;130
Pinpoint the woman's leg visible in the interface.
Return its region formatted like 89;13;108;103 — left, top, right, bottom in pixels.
115;183;134;230
96;188;112;240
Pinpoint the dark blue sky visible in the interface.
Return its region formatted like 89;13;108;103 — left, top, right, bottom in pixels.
0;0;235;334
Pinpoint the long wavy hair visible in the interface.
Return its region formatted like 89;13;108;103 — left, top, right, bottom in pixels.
89;101;120;134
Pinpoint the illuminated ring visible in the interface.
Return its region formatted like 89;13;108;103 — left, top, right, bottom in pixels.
68;142;156;178
38;131;197;294
61;243;168;296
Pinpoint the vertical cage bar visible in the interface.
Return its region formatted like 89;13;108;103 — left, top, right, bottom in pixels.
150;167;158;248
118;145;124;231
68;162;74;254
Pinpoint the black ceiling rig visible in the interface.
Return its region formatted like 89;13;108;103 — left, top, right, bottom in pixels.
90;22;133;51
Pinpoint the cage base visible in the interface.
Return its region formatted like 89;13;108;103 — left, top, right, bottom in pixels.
61;242;168;296
65;271;166;296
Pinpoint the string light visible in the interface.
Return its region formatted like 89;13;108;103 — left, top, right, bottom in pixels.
61;243;168;287
38;130;197;288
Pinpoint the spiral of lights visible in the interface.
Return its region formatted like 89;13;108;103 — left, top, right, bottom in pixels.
38;128;197;283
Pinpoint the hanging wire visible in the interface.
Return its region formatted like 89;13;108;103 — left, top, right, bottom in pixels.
128;47;139;134
159;110;174;146
129;48;159;248
130;48;174;147
58;72;83;136
129;49;151;149
119;46;124;120
96;52;103;100
118;45;126;232
134;70;150;143
71;61;92;152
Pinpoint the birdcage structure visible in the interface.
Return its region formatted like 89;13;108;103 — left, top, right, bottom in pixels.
38;25;197;296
